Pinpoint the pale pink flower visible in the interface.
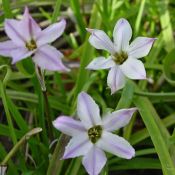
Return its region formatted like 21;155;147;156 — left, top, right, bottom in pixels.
53;92;136;175
86;18;156;94
0;7;69;71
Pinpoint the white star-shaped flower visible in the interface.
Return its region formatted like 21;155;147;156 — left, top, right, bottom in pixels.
86;18;156;94
0;7;69;72
53;92;136;175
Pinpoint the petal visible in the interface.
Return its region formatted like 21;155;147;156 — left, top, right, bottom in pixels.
4;19;26;46
36;19;66;46
11;47;34;64
102;108;137;132
120;58;146;79
82;146;107;175
52;116;86;136
0;166;7;175
86;56;115;70
32;45;70;71
0;40;18;57
21;7;41;40
97;131;135;159
107;66;126;94
77;92;102;129
87;28;115;54
63;133;93;159
113;18;132;52
128;37;156;58
4;7;41;46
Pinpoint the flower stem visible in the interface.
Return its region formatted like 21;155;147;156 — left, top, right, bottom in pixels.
35;66;53;140
0;128;42;165
46;134;70;175
35;66;46;91
0;81;17;145
43;90;54;140
0;65;17;145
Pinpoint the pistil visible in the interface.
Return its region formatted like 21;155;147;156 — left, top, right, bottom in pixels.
112;51;128;64
88;125;102;143
26;39;37;51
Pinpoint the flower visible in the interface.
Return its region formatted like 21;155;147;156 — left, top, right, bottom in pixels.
86;18;156;94
53;92;136;175
0;7;69;71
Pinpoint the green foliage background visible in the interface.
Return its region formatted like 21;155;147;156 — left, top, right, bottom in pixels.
1;0;175;174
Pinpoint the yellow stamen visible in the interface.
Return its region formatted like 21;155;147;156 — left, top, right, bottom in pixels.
88;125;102;143
112;51;128;64
26;39;37;51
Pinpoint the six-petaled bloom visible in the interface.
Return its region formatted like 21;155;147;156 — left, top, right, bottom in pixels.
86;18;156;94
53;92;136;175
0;7;69;71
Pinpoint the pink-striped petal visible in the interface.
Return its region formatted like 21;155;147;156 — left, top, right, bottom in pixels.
21;7;41;41
120;58;146;79
4;7;41;47
82;146;107;175
63;133;93;159
53;116;86;136
87;28;115;54
102;108;137;132
0;40;18;57
36;19;66;46
128;37;156;58
86;57;115;70
77;92;102;129
113;18;132;52
97;131;135;159
32;45;70;71
11;47;34;64
107;66;126;94
4;19;26;46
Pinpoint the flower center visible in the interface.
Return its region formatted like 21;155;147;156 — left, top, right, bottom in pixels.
26;39;37;51
112;51;128;65
88;125;102;144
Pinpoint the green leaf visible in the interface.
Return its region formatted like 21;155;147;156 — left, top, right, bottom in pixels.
2;0;12;18
158;0;175;52
130;112;175;145
16;58;35;76
134;96;175;175
109;158;161;170
70;0;86;40
116;80;134;110
163;49;175;86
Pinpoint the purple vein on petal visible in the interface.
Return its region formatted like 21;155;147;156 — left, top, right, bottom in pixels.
81;93;96;125
28;18;33;38
115;19;125;50
112;143;132;156
6;21;26;42
93;148;95;175
113;68;117;91
63;139;89;158
87;29;115;54
38;49;61;65
107;110;131;126
93;32;113;52
99;58;113;69
107;139;132;157
129;38;156;55
102;135;133;157
58;118;86;132
129;60;146;79
110;67;117;93
0;46;18;51
115;18;125;32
